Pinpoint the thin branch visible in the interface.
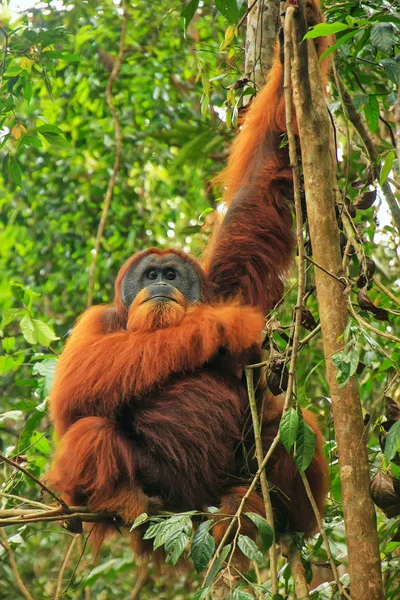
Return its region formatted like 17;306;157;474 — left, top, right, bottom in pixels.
87;1;128;307
0;529;33;600
0;452;69;510
283;4;306;412
54;535;79;600
333;68;400;232
0;491;52;509
245;368;278;595
372;276;400;308
299;474;351;600
0;25;9;89
299;323;321;346
305;255;347;286
348;304;400;344
238;0;259;29
395;77;400;171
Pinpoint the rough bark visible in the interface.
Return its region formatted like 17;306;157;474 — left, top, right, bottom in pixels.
289;5;384;600
244;0;280;89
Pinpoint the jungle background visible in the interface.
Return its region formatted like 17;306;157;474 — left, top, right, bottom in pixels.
0;0;399;598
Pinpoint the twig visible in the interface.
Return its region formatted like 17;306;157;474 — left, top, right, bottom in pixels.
0;26;9;90
0;529;33;600
283;4;306;411
299;474;351;600
372;276;400;308
54;535;79;600
348;304;400;344
0;491;52;509
333;68;400;232
299;323;321;345
87;1;128;307
238;0;259;29
395;78;400;171
0;451;69;510
305;255;347;286
245;368;278;595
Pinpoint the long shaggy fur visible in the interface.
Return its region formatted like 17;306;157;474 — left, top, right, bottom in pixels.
48;0;329;550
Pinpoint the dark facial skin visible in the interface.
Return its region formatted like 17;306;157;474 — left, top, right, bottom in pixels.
121;253;202;308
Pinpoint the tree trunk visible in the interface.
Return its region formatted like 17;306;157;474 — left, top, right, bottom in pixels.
289;5;384;599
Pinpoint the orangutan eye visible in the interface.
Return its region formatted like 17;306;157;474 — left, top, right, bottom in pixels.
147;270;157;280
165;269;176;281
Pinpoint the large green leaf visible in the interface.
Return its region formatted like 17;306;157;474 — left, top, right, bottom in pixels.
191;521;215;573
279;409;299;453
294;418;316;473
237;534;263;565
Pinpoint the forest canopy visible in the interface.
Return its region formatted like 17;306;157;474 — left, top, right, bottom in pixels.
0;1;399;599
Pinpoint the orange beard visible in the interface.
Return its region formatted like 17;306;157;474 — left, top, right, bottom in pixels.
127;288;187;332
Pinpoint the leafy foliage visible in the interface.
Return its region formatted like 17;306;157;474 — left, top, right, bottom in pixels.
0;0;399;598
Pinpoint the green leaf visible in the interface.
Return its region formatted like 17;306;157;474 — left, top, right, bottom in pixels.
131;513;149;529
18;134;43;149
192;586;211;600
370;23;395;53
191;521;215;573
0;355;18;375
32;358;57;395
142;519;164;540
279;409;299;453
380;59;399;84
245;512;273;551
215;0;239;24
205;543;231;585
165;530;190;565
332;343;360;388
304;22;350;40
363;96;379;133
1;308;24;331
2;336;16;353
385;420;400;462
37;124;69;148
23;78;32;103
294;417;316;473
237;534;263;565
30;430;52;456
380;151;395;187
10;282;25;302
181;0;199;27
319;30;359;61
36;124;66;136
20;315;59;347
41;68;54;101
9;157;22;186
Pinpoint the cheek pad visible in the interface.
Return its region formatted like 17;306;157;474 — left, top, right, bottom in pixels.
121;274;140;308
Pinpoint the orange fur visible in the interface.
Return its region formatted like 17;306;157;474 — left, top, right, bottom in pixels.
50;301;264;437
48;0;330;553
127;288;187;332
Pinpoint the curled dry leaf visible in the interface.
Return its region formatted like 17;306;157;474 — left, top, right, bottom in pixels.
300;308;317;331
370;471;400;518
357;287;389;321
385;396;400;424
351;180;365;190
267;360;289;395
353;189;377;210
356;257;376;288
